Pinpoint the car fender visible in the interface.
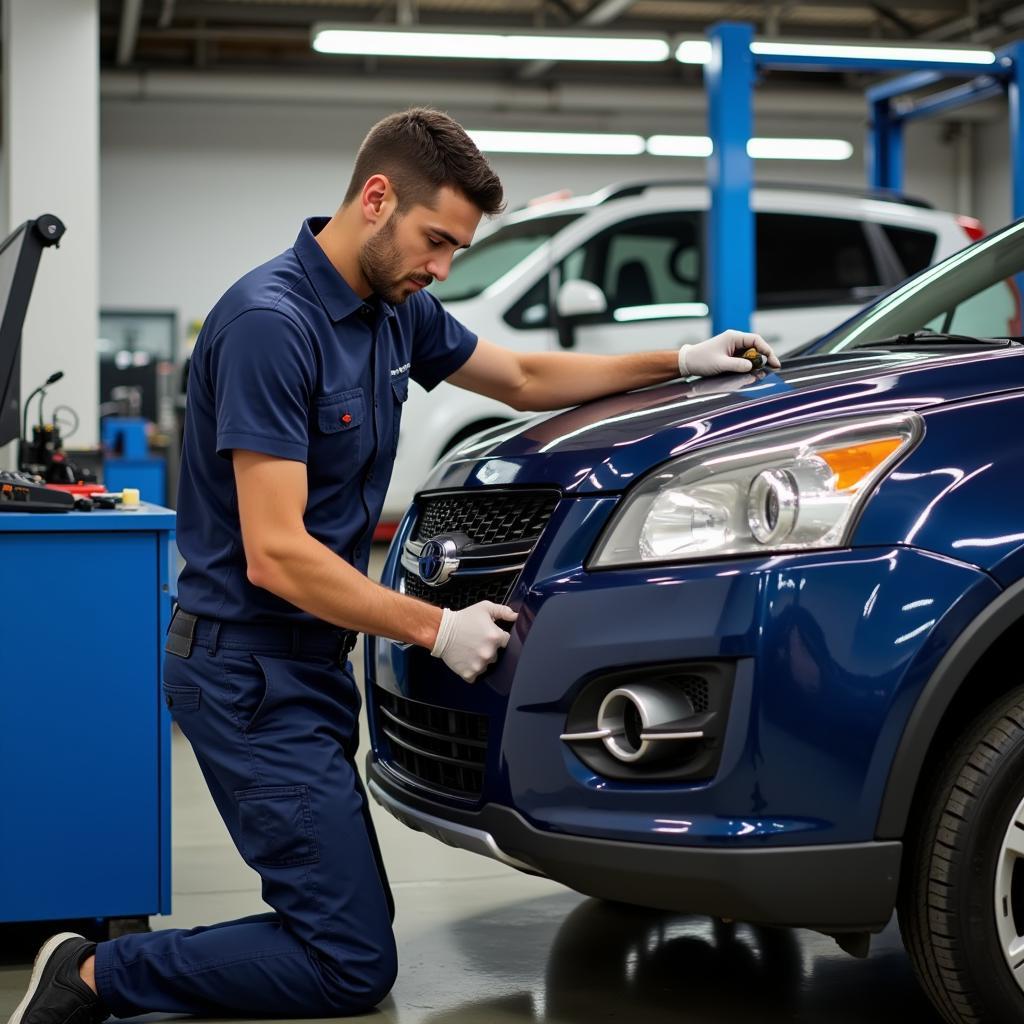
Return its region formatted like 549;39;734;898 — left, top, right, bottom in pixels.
854;389;1024;577
876;575;1024;838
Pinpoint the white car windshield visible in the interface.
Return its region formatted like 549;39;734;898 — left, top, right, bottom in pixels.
431;212;581;303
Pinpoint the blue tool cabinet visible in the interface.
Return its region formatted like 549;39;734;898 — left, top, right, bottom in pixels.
0;506;176;925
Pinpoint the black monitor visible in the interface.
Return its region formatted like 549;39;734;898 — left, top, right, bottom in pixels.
0;214;66;448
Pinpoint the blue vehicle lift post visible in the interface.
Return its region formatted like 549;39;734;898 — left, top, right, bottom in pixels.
704;21;1022;336
706;23;756;340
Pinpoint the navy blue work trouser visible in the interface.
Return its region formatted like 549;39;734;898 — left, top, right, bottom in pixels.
93;617;397;1018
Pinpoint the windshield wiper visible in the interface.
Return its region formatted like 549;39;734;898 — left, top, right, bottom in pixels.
854;329;1023;349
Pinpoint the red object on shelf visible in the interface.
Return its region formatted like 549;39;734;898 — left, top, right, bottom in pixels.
47;483;107;496
374;521;398;543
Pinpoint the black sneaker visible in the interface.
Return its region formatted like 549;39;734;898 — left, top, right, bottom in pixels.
6;933;109;1024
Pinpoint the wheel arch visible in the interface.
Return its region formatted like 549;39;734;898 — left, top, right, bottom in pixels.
877;576;1024;839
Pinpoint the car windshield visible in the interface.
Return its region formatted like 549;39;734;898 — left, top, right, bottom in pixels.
430;212;581;303
816;218;1024;353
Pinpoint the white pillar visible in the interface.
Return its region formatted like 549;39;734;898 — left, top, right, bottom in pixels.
955;121;975;217
3;0;100;460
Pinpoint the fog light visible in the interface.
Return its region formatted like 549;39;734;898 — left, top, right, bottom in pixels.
596;685;698;764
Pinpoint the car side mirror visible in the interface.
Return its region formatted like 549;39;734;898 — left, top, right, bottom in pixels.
557;280;608;318
555;280;608;349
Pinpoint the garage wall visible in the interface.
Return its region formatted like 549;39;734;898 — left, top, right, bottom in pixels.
100;93;995;357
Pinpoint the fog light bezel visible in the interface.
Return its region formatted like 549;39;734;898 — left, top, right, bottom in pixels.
559;661;738;782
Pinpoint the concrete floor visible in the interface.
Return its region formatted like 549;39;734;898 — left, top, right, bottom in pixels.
1;546;943;1023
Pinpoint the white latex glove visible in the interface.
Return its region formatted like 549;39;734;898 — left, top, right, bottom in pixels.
678;330;781;378
430;601;518;683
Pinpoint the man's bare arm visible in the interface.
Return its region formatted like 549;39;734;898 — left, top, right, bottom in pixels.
447;338;680;412
233;449;442;647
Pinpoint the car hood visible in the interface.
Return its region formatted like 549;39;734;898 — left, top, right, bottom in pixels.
422;347;1024;495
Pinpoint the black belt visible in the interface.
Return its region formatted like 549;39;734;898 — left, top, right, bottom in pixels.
166;607;359;665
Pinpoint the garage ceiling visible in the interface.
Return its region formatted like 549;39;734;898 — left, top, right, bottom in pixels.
100;0;1024;89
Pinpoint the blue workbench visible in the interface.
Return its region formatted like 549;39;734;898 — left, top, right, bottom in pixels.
0;505;176;925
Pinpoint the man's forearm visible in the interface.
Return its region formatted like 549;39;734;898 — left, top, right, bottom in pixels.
514;349;678;411
246;531;442;648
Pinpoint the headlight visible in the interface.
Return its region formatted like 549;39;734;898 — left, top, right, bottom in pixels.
588;414;921;567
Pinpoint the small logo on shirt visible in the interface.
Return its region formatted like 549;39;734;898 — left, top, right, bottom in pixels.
391;363;411;377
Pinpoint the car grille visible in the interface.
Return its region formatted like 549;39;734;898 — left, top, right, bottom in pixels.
375;687;488;799
400;488;560;610
402;570;517;610
412;490;558;545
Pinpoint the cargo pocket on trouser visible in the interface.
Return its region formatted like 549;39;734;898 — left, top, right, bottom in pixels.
235;785;321;867
162;683;201;714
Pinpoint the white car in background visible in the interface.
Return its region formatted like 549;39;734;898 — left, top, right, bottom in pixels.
382;180;986;521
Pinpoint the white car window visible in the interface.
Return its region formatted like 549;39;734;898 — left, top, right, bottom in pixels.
757;213;884;308
560;212;703;322
431;212;581;303
881;224;938;276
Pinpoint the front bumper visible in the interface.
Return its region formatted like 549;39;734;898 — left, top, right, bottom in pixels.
368;759;901;932
368;493;1000;930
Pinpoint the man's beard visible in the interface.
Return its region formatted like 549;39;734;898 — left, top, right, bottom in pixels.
358;216;431;305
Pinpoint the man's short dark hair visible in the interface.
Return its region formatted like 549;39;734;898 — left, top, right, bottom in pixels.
344;108;505;216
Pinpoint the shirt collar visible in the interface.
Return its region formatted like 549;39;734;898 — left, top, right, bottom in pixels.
293;217;397;324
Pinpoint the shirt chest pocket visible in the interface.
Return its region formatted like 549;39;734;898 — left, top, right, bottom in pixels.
391;375;409;457
315;387;366;482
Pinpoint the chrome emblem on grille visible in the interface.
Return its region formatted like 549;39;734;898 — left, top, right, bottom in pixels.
418;536;461;587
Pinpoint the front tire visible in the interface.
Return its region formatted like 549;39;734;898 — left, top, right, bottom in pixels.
899;686;1024;1024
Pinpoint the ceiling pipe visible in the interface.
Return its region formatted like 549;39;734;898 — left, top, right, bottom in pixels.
921;0;1013;40
99;67;1005;122
158;0;176;30
969;2;1024;41
396;0;417;27
116;0;143;66
519;0;639;79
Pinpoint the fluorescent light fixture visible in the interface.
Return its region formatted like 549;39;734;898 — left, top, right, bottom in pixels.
614;303;710;322
674;38;994;66
675;40;712;65
469;130;645;155
460;129;849;160
646;135;713;157
747;137;853;160
313;26;669;62
647;135;852;161
750;40;995;65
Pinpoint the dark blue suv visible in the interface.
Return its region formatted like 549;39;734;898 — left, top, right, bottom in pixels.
367;217;1024;1024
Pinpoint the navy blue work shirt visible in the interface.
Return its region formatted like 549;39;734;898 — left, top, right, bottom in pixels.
176;216;478;623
